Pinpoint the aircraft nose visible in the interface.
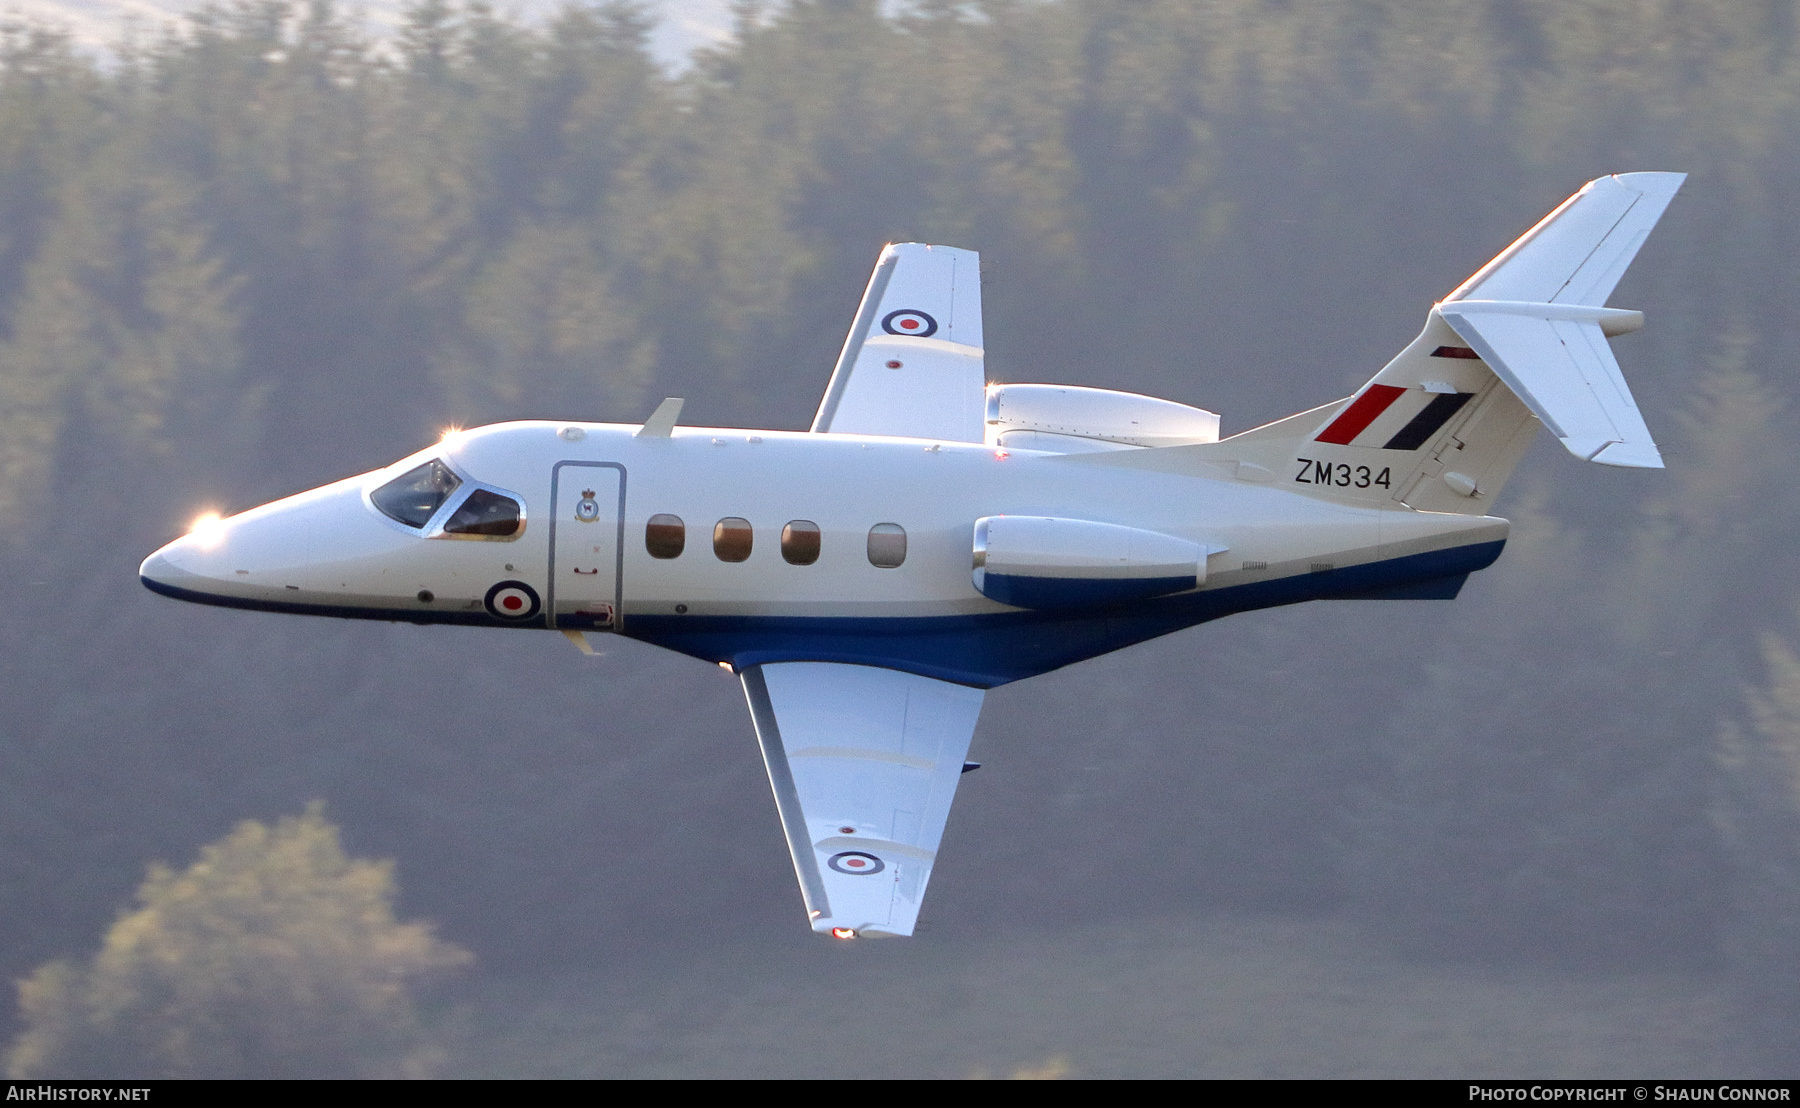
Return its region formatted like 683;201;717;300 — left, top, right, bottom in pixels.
138;475;401;608
139;510;240;598
138;548;180;590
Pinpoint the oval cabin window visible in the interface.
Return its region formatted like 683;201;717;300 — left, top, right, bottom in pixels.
645;514;685;559
781;521;821;565
713;517;753;562
867;523;907;568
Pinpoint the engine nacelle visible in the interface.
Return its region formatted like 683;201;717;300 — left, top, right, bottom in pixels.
984;384;1220;453
972;516;1212;609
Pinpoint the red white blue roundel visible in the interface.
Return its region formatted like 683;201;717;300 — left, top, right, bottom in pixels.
881;309;938;338
827;850;885;876
484;580;541;621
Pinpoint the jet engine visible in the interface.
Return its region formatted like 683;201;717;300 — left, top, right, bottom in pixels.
984;384;1220;454
972;515;1212;609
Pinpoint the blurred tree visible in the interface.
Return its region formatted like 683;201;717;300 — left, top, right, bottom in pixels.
1716;632;1800;1072
6;803;469;1079
0;0;1798;1054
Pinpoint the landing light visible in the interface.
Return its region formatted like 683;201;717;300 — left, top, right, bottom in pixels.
188;510;226;549
830;927;857;940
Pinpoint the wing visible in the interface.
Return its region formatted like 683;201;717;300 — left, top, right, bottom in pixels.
810;242;986;442
740;661;985;937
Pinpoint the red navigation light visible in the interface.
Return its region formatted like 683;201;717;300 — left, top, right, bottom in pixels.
830;927;857;940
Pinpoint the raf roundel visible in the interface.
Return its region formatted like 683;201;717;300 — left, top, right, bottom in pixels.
827;850;885;876
881;308;938;338
484;580;541;622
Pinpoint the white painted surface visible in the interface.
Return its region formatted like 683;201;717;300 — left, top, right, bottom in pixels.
974;516;1206;583
1439;301;1663;467
1446;172;1685;306
815;243;986;442
747;661;982;938
986;383;1220;448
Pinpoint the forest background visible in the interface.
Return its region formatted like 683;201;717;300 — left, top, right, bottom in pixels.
3;0;1799;1076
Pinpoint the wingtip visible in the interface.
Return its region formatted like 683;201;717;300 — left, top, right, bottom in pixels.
1586;440;1665;468
1614;171;1687;198
813;922;911;939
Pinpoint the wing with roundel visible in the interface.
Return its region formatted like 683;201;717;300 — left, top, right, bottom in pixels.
740;662;985;938
810;243;986;443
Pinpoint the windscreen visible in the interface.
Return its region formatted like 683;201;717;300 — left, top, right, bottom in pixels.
443;489;522;537
371;459;461;528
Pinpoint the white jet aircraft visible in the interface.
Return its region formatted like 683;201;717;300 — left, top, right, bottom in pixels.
142;172;1684;939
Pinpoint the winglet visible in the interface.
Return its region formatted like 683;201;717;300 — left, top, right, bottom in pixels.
636;397;683;438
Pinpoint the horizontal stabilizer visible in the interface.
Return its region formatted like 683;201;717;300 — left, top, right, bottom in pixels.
1436;300;1662;468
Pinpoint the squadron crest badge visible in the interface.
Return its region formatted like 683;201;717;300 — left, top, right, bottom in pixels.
574;489;600;523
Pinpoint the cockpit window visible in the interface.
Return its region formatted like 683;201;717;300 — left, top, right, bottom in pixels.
443;489;522;538
372;460;460;528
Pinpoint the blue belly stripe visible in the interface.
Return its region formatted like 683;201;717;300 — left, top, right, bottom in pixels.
626;540;1504;687
977;572;1197;609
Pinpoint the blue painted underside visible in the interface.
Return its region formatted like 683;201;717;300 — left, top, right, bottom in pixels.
140;539;1503;688
627;540;1503;687
978;571;1197;609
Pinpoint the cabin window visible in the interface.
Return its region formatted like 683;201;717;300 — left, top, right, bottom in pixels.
646;514;686;559
372;459;460;529
867;523;907;568
443;489;522;538
713;517;753;562
781;521;821;565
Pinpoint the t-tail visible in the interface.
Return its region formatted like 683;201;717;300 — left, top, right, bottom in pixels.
1108;172;1684;513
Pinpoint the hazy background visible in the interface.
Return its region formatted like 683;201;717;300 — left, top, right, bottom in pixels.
0;0;1797;1077
0;0;735;69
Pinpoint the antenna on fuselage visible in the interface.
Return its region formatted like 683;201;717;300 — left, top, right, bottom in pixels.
636;397;684;438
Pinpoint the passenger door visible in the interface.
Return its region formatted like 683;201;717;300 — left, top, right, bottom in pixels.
549;461;624;631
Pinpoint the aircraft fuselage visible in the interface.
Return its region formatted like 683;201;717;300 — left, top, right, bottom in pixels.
141;420;1506;687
